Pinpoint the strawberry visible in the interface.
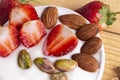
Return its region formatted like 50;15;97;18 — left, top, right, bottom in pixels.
0;0;19;26
43;24;78;57
9;4;39;30
20;20;46;48
75;1;120;31
0;25;19;57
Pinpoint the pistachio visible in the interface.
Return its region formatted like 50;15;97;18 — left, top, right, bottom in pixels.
51;72;68;80
54;59;77;72
34;57;56;74
17;49;32;69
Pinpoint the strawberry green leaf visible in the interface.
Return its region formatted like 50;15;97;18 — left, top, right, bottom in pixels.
99;6;107;24
99;5;120;26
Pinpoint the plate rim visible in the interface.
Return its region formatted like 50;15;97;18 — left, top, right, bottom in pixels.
2;5;105;80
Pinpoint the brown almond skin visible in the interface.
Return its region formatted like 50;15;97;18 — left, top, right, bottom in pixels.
76;23;98;41
41;6;58;29
59;14;87;29
72;54;99;72
81;37;102;55
71;53;81;61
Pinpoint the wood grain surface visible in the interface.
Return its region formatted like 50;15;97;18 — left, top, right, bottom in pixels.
30;0;120;80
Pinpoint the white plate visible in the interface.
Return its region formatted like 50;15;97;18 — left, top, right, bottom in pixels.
0;6;105;80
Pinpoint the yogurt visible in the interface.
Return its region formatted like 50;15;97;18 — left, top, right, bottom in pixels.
0;6;105;80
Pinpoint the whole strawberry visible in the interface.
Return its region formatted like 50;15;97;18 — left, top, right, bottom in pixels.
75;1;120;31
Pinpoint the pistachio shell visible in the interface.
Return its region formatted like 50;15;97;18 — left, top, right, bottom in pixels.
51;72;67;80
17;49;32;69
54;59;77;72
34;57;56;74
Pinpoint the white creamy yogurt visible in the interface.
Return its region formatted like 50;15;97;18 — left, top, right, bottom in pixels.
0;6;105;80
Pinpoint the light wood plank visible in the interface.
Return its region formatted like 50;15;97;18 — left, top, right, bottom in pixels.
100;31;120;80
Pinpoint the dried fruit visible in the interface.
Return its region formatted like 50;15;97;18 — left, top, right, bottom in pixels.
51;72;67;80
54;59;77;72
76;23;98;41
34;57;56;74
81;37;102;55
59;14;87;29
72;54;99;72
17;49;32;69
41;6;58;29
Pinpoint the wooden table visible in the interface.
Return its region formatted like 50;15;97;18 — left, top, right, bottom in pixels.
29;0;120;79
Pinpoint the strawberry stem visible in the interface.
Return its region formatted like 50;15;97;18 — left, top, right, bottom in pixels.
111;12;120;15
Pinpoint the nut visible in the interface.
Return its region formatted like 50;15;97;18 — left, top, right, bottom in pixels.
72;54;99;72
71;53;81;61
17;49;32;69
41;6;58;29
76;23;98;41
81;37;102;55
59;14;87;29
34;57;56;74
54;59;77;72
51;72;67;80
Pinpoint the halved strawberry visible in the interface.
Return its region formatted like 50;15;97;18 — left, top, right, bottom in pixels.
9;4;39;29
20;20;46;48
0;0;19;26
43;24;78;57
0;25;19;57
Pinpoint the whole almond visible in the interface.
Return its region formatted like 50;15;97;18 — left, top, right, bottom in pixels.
59;14;87;29
76;23;98;41
81;37;102;55
72;54;99;72
41;6;58;29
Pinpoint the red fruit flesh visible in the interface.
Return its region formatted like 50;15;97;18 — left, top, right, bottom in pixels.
0;0;19;26
43;24;78;57
9;4;39;29
20;20;46;48
0;25;19;57
75;1;103;23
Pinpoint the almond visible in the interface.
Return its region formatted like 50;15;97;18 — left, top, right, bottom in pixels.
72;53;99;72
76;23;98;41
71;53;81;61
59;14;87;29
41;6;58;29
81;37;102;55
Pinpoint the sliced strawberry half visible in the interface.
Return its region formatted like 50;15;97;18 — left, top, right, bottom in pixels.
43;24;78;57
0;25;19;57
0;0;19;26
9;4;39;29
20;20;46;48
